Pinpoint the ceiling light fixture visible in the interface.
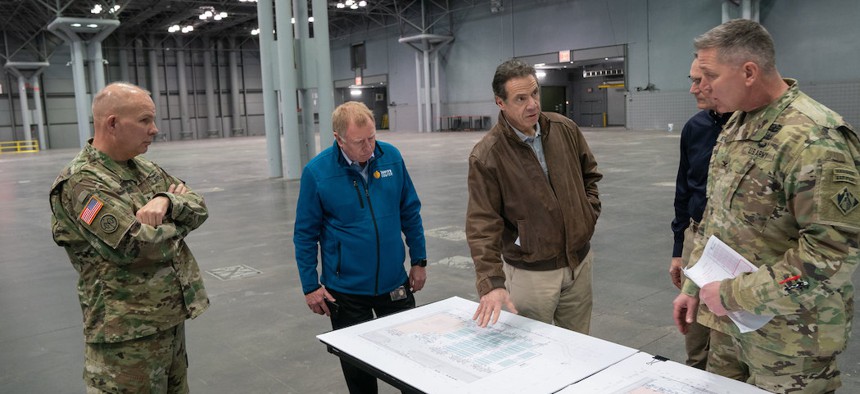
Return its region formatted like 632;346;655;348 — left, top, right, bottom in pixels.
336;0;367;8
170;6;229;33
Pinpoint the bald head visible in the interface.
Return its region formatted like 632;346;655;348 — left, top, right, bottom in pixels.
92;82;152;125
90;82;159;161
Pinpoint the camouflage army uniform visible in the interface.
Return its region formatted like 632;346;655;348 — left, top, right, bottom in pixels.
50;142;209;393
681;80;860;393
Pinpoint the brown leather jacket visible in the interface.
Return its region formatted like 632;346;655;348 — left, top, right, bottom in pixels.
466;111;602;296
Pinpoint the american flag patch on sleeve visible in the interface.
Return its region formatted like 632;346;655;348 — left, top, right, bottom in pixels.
80;195;104;225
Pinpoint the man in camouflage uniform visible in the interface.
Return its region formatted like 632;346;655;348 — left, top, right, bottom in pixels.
50;82;209;393
672;19;860;393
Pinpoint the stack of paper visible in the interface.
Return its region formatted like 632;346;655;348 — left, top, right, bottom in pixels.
683;235;773;333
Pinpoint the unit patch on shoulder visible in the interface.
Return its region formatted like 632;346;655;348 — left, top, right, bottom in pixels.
99;214;119;233
832;187;860;215
79;195;104;225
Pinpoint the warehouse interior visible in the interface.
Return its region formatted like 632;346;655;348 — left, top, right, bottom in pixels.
2;0;860;392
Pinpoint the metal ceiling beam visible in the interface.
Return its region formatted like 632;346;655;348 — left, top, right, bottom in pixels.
121;0;174;29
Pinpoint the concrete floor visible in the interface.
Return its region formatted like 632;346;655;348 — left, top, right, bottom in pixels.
1;129;858;393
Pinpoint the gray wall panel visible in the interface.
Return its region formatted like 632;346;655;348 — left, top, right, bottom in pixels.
47;124;81;148
626;90;696;131
246;114;264;135
764;0;860;83
804;81;860;129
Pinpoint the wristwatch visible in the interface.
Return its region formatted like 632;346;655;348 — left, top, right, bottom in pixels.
413;259;427;267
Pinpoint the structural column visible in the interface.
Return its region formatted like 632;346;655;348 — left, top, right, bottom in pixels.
71;40;91;145
422;49;431;132
88;41;106;92
295;0;314;163
258;0;284;177
16;76;32;141
399;34;453;133
118;35;130;82
275;0;302;179
31;76;46;149
228;37;245;136
5;62;50;146
414;53;423;132
433;53;441;132
311;0;335;149
47;18;119;147
148;35;163;139
176;37;191;139
203;39;220;138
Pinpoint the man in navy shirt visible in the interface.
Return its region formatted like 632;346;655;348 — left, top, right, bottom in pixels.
669;57;731;370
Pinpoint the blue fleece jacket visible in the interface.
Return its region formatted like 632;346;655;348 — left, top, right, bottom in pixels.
293;140;426;296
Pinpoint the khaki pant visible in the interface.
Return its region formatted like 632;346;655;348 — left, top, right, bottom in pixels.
709;329;840;393
682;224;710;370
503;250;593;334
84;323;188;394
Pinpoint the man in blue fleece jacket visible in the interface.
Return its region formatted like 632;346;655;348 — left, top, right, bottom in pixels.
294;101;428;393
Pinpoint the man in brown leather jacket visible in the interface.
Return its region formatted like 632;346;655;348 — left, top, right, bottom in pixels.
466;59;602;333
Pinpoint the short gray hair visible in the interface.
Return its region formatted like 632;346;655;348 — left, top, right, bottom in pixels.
694;19;776;72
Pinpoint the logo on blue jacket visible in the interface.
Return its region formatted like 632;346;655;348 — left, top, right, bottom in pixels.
374;169;394;179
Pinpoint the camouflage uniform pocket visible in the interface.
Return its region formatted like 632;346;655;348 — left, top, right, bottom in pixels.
727;159;780;232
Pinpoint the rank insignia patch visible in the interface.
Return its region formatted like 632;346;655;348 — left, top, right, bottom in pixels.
80;195;104;225
833;168;857;185
832;187;860;215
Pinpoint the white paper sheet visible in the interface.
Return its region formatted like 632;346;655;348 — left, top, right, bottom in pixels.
683;235;773;333
558;352;770;393
317;296;638;394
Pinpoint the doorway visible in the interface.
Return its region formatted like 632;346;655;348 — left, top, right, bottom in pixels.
334;74;390;130
540;86;567;116
522;44;627;128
